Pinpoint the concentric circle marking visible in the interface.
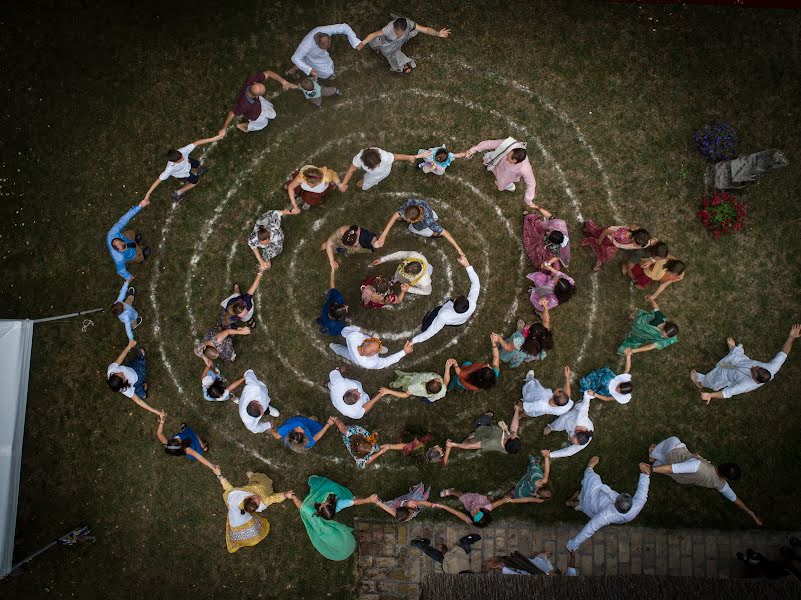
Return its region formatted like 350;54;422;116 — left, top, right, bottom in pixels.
151;60;617;465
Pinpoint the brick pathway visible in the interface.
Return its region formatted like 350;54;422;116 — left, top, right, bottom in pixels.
354;518;799;600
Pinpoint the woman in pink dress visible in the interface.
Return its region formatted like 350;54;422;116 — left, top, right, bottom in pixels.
581;222;652;272
527;258;575;313
523;205;570;271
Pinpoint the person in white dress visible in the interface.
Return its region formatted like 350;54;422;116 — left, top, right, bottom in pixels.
518;366;574;418
565;456;651;552
329;326;414;370
371;251;432;295
649;436;762;526
326;368;391;419
239;369;279;434
542;391;593;459
691;324;800;403
339;147;428;192
412;255;480;344
289;24;361;80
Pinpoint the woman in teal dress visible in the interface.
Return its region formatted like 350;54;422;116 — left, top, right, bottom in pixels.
617;297;678;356
492;306;553;369
289;475;378;561
510;450;553;500
578;348;633;404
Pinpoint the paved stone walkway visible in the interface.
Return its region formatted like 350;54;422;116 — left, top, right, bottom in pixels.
354;518;799;600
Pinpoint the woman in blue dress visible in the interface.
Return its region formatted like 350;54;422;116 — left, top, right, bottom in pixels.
316;270;349;335
155;414;219;474
269;415;337;453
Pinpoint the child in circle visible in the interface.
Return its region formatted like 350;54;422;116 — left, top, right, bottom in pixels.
298;77;341;110
417;145;465;176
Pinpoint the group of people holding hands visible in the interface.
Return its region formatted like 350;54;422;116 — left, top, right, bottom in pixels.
99;15;799;577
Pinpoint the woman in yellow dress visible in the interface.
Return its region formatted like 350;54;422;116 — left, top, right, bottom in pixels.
216;470;295;553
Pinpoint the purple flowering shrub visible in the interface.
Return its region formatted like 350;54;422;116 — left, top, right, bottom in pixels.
693;123;738;161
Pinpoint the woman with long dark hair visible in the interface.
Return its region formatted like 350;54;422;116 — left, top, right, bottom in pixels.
155;414;219;474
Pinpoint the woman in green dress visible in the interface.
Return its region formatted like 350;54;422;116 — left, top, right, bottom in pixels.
289;475;378;561
508;449;553;501
617;297;678;356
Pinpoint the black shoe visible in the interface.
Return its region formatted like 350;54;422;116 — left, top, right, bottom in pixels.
143;247;151;259
197;166;208;177
411;538;430;549
134;316;143;329
127;286;136;297
459;534;481;546
135;233;142;244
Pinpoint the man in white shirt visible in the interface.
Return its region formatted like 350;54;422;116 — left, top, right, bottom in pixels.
412;255;480;344
329;326;413;370
691;324;800;404
519;366;574;418
289;24;361;80
142;135;220;202
649;436;762;526
339;147;425;192
238;369;279;434
543;391;593;459
565;456;651;552
371;251;432;295
327;368;388;419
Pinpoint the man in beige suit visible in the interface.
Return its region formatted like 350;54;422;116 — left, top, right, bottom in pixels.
649;436;762;526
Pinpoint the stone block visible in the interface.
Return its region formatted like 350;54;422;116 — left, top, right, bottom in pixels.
680;532;692;555
374;557;398;568
605;553;618;575
593;537;605;567
445;527;457;548
706;558;718;578
655;534;667;559
397;525;408;546
580;552;593;575
681;555;692;577
358;555;373;568
629;531;642;557
507;528;519;551
618;538;630;564
495;529;507;553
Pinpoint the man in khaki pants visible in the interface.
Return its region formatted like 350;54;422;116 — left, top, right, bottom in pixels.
649;436;762;526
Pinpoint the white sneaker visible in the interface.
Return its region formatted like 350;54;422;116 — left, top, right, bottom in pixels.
504;183;516;192
379;347;389;355
230;395;239;405
525;370;536;381
268;405;280;417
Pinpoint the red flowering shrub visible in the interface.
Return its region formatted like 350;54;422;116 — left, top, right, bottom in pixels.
697;192;747;239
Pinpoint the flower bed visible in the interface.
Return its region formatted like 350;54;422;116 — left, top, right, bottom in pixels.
694;123;738;161
697;191;747;238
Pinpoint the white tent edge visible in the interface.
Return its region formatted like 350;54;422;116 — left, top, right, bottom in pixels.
0;319;33;578
0;308;102;577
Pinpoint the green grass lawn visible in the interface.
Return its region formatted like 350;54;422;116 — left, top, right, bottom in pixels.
2;1;801;598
